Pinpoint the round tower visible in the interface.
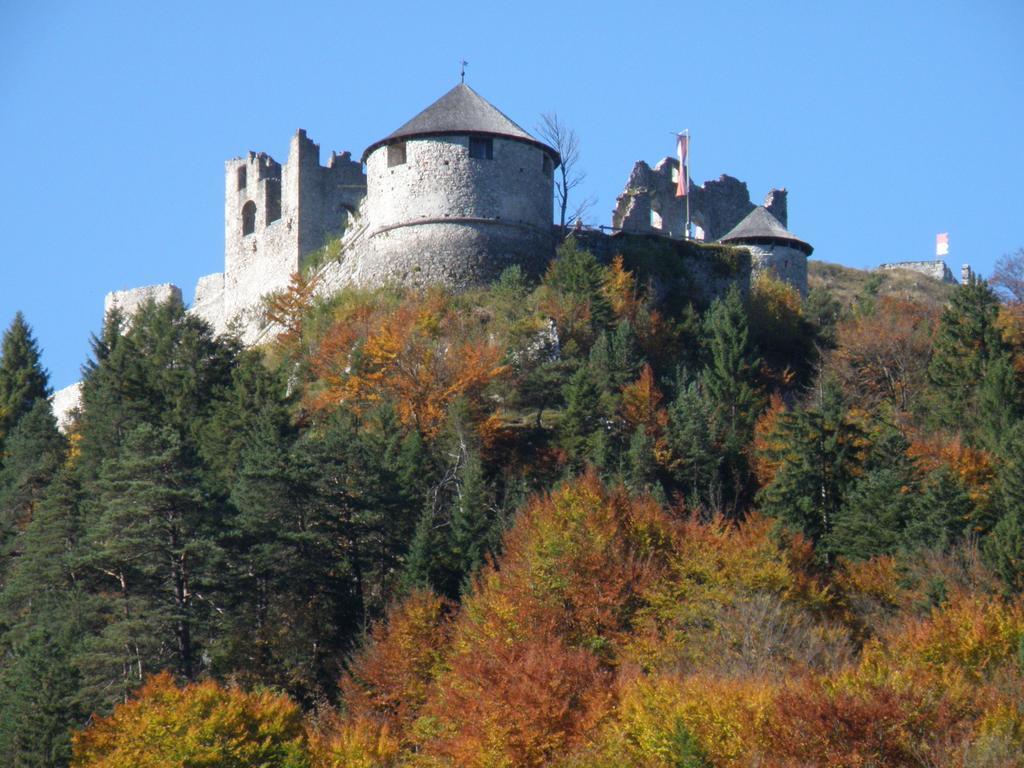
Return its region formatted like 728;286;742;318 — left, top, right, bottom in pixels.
355;84;560;288
719;206;813;297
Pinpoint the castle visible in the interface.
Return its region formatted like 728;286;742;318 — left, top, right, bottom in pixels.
54;83;815;426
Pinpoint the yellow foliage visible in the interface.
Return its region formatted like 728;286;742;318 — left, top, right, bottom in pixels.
307;716;400;768
71;672;308;768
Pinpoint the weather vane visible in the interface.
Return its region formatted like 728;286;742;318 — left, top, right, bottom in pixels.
460;59;468;84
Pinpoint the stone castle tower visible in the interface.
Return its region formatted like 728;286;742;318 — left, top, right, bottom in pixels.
192;130;365;338
342;83;560;288
189;84;560;338
719;206;812;296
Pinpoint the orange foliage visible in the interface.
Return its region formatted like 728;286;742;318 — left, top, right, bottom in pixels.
602;254;639;321
338;589;452;744
265;271;322;356
418;473;677;766
831;296;937;414
751;392;787;487
308;290;507;438
997;302;1024;374
620;363;668;437
908;429;996;517
71;672;307;768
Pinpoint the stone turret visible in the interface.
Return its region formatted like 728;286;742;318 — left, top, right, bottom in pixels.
347;84;560;288
719;206;812;296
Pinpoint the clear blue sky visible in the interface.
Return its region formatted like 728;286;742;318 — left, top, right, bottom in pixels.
1;0;1021;389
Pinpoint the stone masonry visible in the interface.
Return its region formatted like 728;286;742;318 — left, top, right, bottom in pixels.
612;158;789;242
876;260;957;284
55;84;816;430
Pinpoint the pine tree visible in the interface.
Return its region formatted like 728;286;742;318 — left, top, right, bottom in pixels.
928;275;1005;433
984;421;1024;592
975;354;1023;454
756;383;867;554
0;625;82;768
0;400;65;578
78;424;210;705
0;312;50;446
666;380;722;512
701;286;761;438
450;448;494;591
0;468;90;768
902;467;974;553
559;364;606;470
827;467;918;561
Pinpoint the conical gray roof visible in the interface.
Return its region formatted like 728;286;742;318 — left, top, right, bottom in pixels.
362;84;560;163
719;206;813;255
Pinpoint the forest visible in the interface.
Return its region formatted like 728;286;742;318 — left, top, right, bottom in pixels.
1;239;1023;767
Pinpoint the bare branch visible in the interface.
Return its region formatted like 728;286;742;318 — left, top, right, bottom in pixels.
536;112;589;232
991;247;1024;304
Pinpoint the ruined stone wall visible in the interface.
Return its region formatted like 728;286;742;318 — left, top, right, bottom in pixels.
104;284;183;320
350;135;554;287
877;260;956;284
745;243;809;296
612;159;787;243
203;130;367;341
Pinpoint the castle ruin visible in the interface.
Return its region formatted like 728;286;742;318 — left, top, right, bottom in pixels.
52;82;815;426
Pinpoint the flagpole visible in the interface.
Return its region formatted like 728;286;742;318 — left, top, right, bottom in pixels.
684;129;690;240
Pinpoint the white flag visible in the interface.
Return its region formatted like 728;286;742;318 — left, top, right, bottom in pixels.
936;232;949;257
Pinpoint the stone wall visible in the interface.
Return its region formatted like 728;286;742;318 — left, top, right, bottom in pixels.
571;229;752;307
208;130;367;340
876;260;956;284
349;134;555;287
50;382;82;432
104;284;183;321
612;160;787;243
745;243;809;296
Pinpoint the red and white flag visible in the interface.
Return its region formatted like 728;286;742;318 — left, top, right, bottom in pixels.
676;132;689;197
936;232;949;257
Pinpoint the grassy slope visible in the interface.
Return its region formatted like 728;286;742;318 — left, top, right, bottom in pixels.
809;260;956;310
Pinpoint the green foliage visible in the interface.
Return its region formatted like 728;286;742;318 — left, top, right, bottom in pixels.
928;275;1006;433
757;382;867;552
0;312;50;445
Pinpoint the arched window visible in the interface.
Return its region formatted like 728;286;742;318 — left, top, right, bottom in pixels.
242;201;257;236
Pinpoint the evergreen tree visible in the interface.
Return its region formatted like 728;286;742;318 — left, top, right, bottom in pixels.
975;354;1024;454
984;422;1024;592
700;286;762;512
450;447;495;590
77;424;210;705
559;364;606;470
0;312;50;445
757;383;867;555
902;467;975;553
0;468;91;768
0;625;82;768
624;426;658;496
827;467;918;561
543;237;612;347
0;400;65;579
928;275;1005;433
666;380;722;512
701;286;761;437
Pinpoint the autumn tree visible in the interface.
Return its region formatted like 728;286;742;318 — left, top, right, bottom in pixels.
990;247;1024;303
831;296;936;416
71;672;308;768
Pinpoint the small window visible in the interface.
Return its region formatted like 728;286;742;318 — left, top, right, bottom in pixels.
650;209;663;231
469;137;493;159
542;155;552;175
237;166;247;190
242;200;257;236
387;142;407;167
